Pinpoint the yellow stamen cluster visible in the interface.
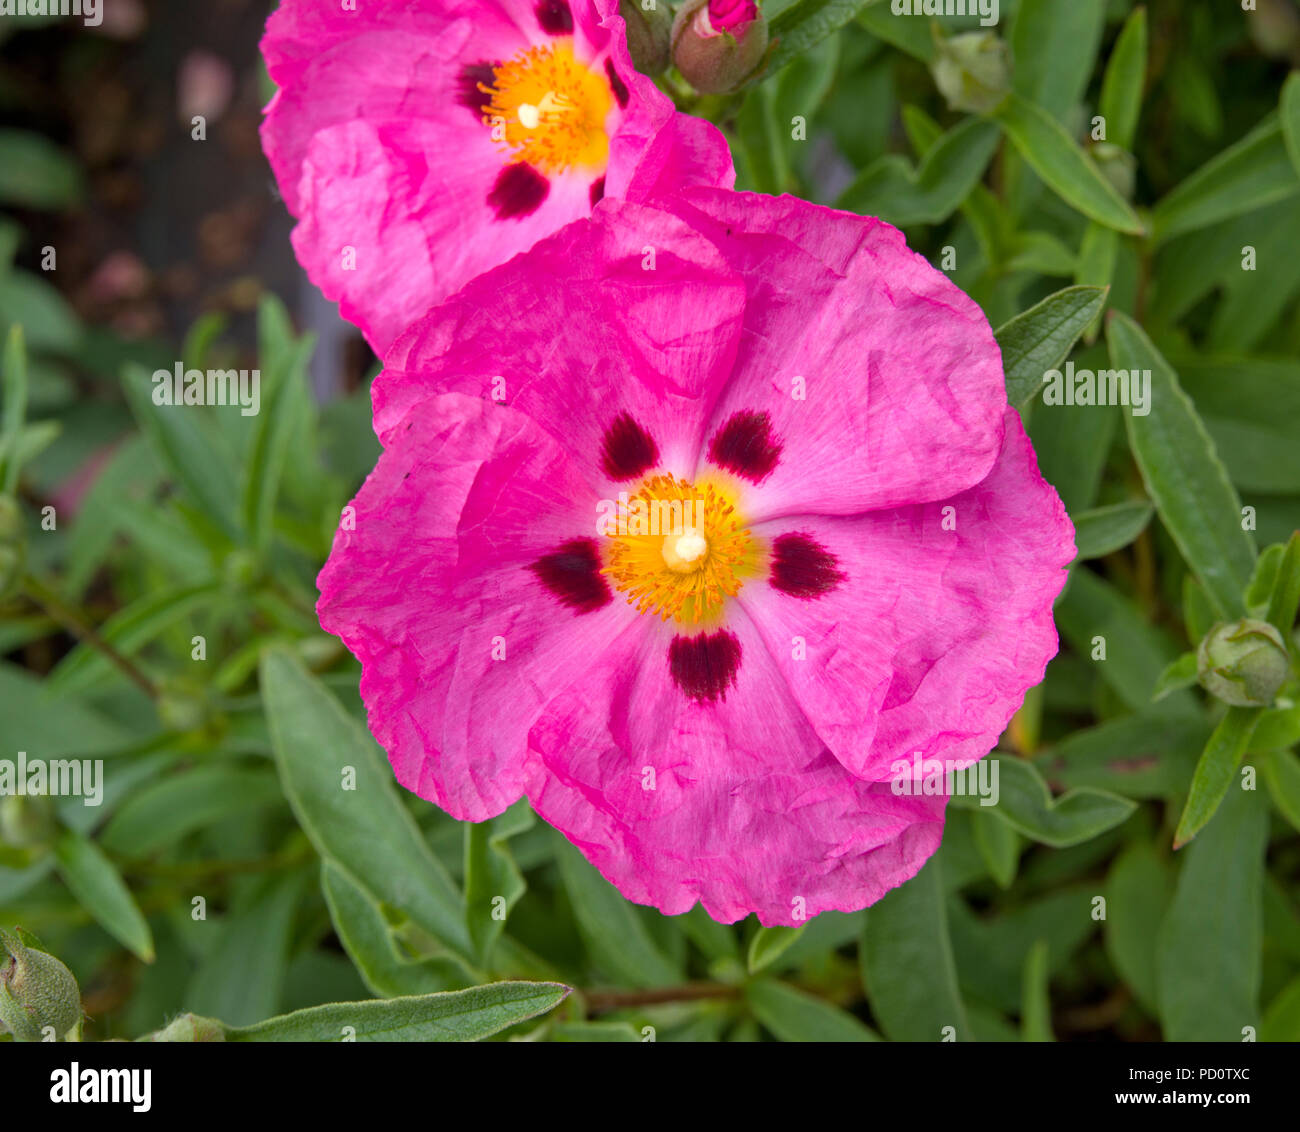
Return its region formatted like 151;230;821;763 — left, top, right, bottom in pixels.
480;41;612;174
603;476;756;624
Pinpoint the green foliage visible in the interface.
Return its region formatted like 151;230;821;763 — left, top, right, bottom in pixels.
0;0;1297;1044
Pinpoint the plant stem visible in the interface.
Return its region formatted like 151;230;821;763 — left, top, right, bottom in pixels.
584;983;740;1012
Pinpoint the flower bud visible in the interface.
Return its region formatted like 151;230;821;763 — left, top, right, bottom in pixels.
671;0;768;95
1091;141;1137;202
1197;618;1292;707
620;0;673;76
143;1012;228;1042
931;31;1011;115
0;929;83;1042
0;793;55;850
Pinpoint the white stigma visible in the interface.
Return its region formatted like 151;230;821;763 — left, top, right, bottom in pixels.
517;103;541;130
674;532;708;563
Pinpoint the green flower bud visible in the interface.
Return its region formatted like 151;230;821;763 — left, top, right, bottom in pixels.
1091;141;1137;202
620;0;673;76
931;31;1011;115
0;929;83;1042
671;0;769;95
143;1012;227;1042
1197;618;1292;707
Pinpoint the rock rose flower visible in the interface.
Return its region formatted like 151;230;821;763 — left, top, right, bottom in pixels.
317;189;1075;926
260;0;733;354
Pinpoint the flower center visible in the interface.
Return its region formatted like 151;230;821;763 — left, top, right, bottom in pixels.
480;41;612;174
603;476;755;624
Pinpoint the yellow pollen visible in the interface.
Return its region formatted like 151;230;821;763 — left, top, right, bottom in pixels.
480;41;612;174
603;476;757;625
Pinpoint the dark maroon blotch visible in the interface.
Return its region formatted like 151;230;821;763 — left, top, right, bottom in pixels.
488;163;550;220
707;410;781;483
535;0;573;34
605;59;630;108
669;631;743;703
529;539;612;614
456;62;497;115
589;176;606;208
600;412;658;481
770;532;844;599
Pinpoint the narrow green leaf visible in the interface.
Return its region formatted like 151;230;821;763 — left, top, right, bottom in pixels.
1174;706;1263;848
862;856;968;1041
971;807;1019;888
1156;786;1266;1040
260;648;474;963
994;93;1144;233
1262;749;1300;834
464;800;532;967
1283;72;1300;180
1073;223;1119;341
1010;0;1107;125
322;864;472;998
1071;499;1154;560
121;364;241;542
555;837;681;988
746;979;880;1042
101;767;283;857
1098;6;1148;151
1261;976;1300;1041
53;829;154;962
226;981;569;1042
747;925;805;975
1019;939;1054;1042
856;2;934;62
0;129;82;209
765;0;873;76
1;325;27;495
1104;841;1172;1015
1264;531;1300;641
994;285;1109;408
1152;115;1300;244
950;754;1135;847
1152;651;1199;702
1107;312;1257;617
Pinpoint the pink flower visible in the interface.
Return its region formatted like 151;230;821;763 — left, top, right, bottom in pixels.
701;0;759;35
317;190;1075;926
260;0;733;355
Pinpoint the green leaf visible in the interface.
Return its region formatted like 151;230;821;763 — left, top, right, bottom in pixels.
0;270;81;355
1156;786;1266;1041
1107;313;1256;618
1010;0;1107;124
185;871;305;1027
1019;939;1054;1041
746;979;881;1042
1152;115;1300;244
1071;499;1154;560
226;982;569;1042
464;800;532;967
836;117;1000;226
1262;749;1300;834
950;754;1135;846
0;129;82;209
971;807;1019;888
1045;709;1206;799
53;829;154;962
260;648;475;963
551;1020;643;1042
861;856;968;1041
121;364;241;542
1073;224;1119;341
1264;531;1300;641
555;837;681;988
0;325;27;494
101;767;284;857
321;864;472;998
1173;707;1263;848
765;0;873;77
1261;976;1300;1042
1097;6;1148;152
856;2;934;62
1152;651;1198;702
747;925;805;975
994;93;1144;233
1104;841;1172;1015
994;285;1109;408
1283;72;1300;180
